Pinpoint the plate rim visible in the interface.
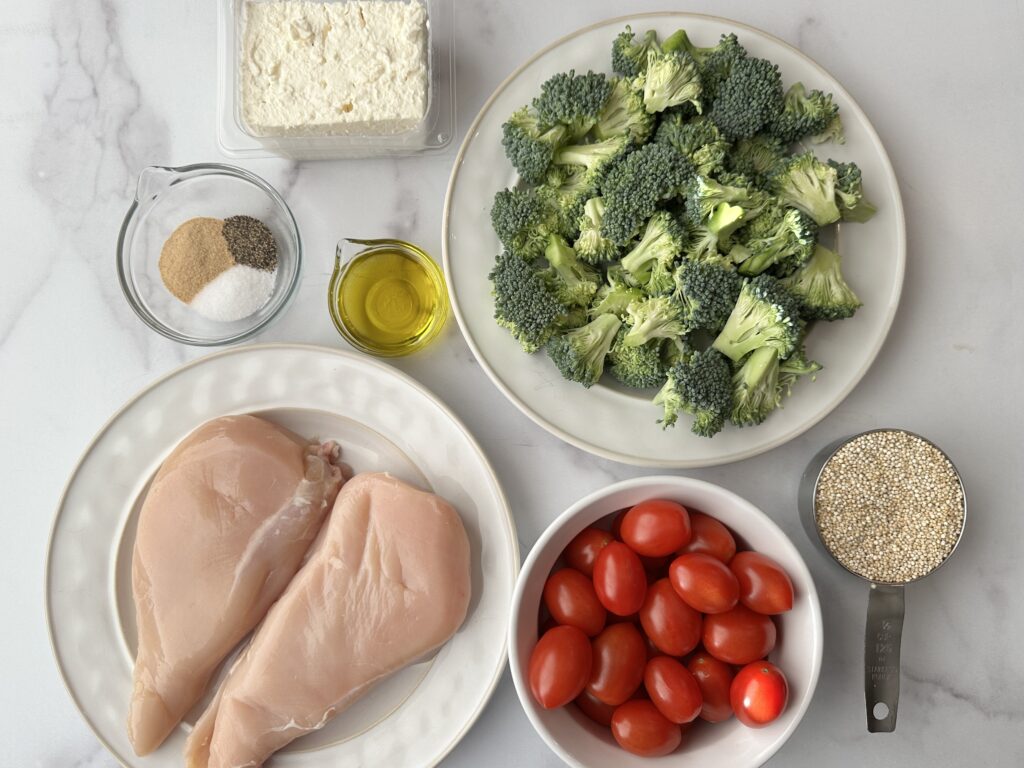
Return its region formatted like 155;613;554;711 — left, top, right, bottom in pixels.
442;10;906;468
44;342;520;768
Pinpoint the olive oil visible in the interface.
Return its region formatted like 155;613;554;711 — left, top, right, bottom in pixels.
330;241;448;356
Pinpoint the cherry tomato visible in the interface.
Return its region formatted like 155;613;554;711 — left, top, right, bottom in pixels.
574;689;617;726
644;656;702;724
702;604;777;665
564;527;614;577
731;661;789;728
543;568;607;637
528;626;592;709
677;511;736;562
620;500;692;557
611;700;682;757
593;542;647;616
587;622;647;705
730;551;795;615
669;553;740;614
687;651;735;723
639;578;702;657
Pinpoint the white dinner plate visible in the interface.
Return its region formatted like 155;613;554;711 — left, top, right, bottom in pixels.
46;344;518;768
443;12;905;467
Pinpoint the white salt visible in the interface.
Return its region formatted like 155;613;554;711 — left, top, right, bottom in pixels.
191;264;276;322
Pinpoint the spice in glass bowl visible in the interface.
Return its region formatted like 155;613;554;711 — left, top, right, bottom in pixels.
159;215;279;322
813;430;965;584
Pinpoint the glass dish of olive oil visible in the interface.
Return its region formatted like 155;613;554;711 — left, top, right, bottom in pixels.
329;239;449;357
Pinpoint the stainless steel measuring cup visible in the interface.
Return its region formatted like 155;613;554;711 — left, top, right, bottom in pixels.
799;429;967;733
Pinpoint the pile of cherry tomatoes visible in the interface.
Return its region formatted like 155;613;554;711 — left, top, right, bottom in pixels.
528;499;794;757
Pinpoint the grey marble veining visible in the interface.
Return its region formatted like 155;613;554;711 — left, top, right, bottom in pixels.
2;0;1022;766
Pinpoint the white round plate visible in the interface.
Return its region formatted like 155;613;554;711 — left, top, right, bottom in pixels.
46;344;518;768
443;12;905;467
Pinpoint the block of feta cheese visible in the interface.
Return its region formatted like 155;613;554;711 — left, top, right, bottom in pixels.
242;0;428;136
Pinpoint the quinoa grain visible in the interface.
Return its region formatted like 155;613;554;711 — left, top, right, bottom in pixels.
814;430;964;584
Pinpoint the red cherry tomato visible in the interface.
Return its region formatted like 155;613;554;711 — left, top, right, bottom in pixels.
731;661;789;728
730;551;795;615
593;542;647;616
587;623;647;706
702;604;777;665
639;578;702;657
610;700;682;757
677;511;737;562
564;527;614;577
619;499;692;557
574;689;617;726
528;626;592;709
687;651;735;723
669;553;740;614
543;568;607;637
644;656;703;724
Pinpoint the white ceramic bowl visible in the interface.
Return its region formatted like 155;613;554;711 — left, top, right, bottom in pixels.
509;476;823;768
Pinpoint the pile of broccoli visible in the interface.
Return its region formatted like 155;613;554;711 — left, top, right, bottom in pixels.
489;26;874;438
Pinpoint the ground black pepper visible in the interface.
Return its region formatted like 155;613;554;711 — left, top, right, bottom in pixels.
224;215;278;271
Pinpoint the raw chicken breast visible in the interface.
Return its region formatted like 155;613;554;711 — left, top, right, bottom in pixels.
128;415;348;756
184;472;472;768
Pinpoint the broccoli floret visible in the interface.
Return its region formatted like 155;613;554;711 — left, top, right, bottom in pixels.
712;274;803;361
594;77;655;144
608;327;667;389
490;251;569;353
684;175;768;236
546;313;622;388
828;160;877;222
726;134;785;186
730;346;782;426
538;165;597;238
620;210;686;288
612;26;660;78
553;134;632;181
655;114;730;177
533;70;613;139
641;50;703;114
490;187;556;259
731;205;817;276
590;281;646;319
500;107;569;185
623;295;688;347
709;57;783;140
601;143;694;245
540;233;601;308
673;258;743;332
778;343;822;394
665;31;747;107
810;111;845;144
779;243;861;320
575;197;620;263
767;83;841;145
653;347;733;437
770;151;841;226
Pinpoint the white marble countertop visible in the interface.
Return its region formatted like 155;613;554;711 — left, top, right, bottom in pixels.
3;0;1022;765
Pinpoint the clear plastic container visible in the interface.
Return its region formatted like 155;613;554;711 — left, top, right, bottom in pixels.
217;0;454;160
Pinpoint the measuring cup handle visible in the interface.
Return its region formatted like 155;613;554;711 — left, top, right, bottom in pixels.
864;583;905;732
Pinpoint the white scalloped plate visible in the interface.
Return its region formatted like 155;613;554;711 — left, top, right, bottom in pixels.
46;344;518;768
443;12;905;467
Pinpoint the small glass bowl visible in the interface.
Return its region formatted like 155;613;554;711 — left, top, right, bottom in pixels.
117;163;301;345
328;238;449;357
